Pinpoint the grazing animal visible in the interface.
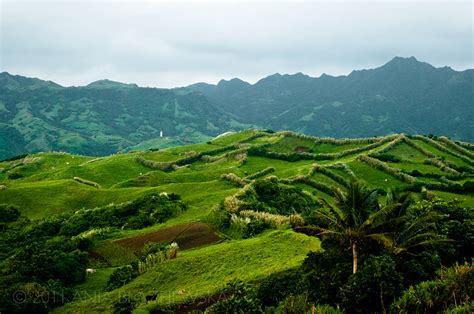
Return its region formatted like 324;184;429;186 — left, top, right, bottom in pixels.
145;294;158;303
85;268;96;275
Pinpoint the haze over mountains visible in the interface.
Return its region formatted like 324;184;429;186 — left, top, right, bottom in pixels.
0;56;472;159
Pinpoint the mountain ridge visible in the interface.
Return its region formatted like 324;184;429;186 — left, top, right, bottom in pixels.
0;56;472;160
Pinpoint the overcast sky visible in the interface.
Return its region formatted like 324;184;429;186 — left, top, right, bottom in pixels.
0;0;472;88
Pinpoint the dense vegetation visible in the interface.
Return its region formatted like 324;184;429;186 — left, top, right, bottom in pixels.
0;73;246;160
2;56;473;160
0;129;473;313
190;57;473;142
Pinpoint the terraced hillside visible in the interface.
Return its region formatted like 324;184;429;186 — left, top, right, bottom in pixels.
0;129;473;313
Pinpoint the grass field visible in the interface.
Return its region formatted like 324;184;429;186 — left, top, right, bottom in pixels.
1;129;473;312
54;230;320;313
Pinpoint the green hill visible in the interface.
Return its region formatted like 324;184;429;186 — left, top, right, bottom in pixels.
189;57;474;141
1;57;473;161
0;129;473;313
0;72;249;160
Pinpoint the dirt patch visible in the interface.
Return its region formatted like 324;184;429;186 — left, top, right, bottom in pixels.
115;222;223;251
294;146;309;153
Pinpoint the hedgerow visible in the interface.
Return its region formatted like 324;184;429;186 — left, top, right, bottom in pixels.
423;158;460;175
248;135;396;162
309;164;350;187
239;210;305;228
356;155;416;184
221;173;249;186
245;167;275;180
438;136;474;160
289;175;335;196
327;162;357;179
412;135;474;166
73;176;101;188
279;130;389;144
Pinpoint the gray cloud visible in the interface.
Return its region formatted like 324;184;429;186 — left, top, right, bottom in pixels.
1;1;472;88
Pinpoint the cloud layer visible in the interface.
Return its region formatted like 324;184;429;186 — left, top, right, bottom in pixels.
1;1;472;87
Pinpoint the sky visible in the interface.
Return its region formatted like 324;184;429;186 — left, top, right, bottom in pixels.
0;0;472;88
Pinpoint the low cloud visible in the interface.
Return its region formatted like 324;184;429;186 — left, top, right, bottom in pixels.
1;1;472;87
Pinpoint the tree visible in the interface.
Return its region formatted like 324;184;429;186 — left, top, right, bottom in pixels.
312;181;446;273
314;181;387;273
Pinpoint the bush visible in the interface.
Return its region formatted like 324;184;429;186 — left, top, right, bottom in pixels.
0;204;21;222
340;255;404;313
302;247;352;305
205;281;261;313
73;176;100;188
256;269;305;307
106;266;138;291
392;263;474;313
113;296;137;314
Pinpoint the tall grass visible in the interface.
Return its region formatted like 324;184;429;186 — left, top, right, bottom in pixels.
327;162;357;179
412;135;473;166
356;155;416;184
245;167;275;180
438;136;474;160
239;210;305;228
249;135;396;162
423;158;460;175
73;176;101;188
221;173;249;186
308;164;350;188
289;175;335;196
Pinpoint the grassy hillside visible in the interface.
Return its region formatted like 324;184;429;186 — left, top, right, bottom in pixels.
0;72;250;160
0;129;473;313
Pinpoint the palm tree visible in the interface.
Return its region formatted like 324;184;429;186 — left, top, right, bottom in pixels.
315;180;389;273
313;181;445;273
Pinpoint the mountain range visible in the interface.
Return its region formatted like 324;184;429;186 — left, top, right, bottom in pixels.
0;56;472;159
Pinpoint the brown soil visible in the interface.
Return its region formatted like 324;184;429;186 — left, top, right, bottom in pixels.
294;146;309;153
115;222;223;251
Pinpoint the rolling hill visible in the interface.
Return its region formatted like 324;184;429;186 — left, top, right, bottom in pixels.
0;129;473;312
0;72;249;160
1;57;473;161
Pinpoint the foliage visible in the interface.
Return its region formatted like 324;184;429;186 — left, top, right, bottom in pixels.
113;296;138;314
205;281;262;313
392;263;474;313
340;254;404;313
0;203;21;222
106;265;139;291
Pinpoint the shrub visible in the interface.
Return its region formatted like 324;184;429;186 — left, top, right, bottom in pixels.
309;164;350;188
356;155;416;183
239;210;304;228
438;136;474;159
106;265;138;291
0;204;21;222
205;281;261;313
392;263;474;313
290;175;335;196
113;296;137;314
327;162;356;179
245;167;275;180
256;268;305;307
73;176;100;188
340;254;404;313
413;135;473;166
221;173;248;186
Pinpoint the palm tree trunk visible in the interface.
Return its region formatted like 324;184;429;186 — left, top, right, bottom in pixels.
352;242;358;273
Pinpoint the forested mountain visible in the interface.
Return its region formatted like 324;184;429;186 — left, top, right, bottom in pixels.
1;57;472;160
0;73;246;159
189;56;474;140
